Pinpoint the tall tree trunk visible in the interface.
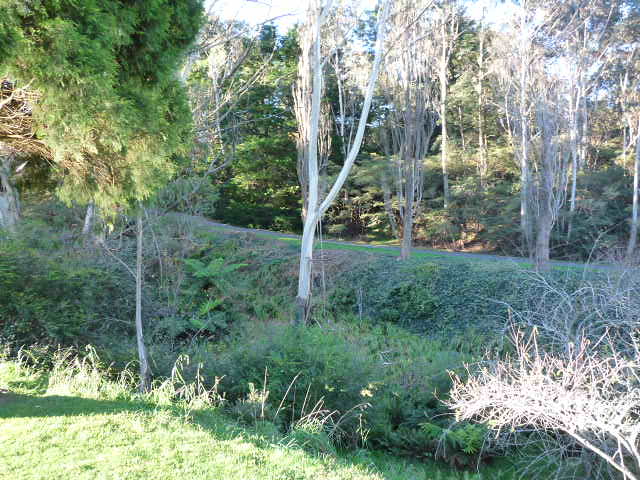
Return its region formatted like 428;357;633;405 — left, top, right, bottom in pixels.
400;162;415;260
82;202;95;237
0;149;19;232
136;209;152;393
440;20;450;210
567;80;584;241
477;27;487;189
535;208;553;271
626;116;640;260
295;1;324;325
519;9;533;257
381;172;399;239
294;0;390;324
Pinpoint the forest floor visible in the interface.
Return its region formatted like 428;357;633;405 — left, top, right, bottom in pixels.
186;216;610;271
0;361;514;480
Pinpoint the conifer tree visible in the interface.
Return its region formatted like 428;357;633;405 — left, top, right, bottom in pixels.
0;0;204;215
1;0;203;391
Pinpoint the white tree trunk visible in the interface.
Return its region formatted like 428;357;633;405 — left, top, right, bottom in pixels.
0;148;19;232
567;80;584;241
295;0;326;324
627;116;640;259
136;209;152;392
295;0;390;323
477;27;487;189
440;19;450;210
518;6;533;257
82;202;95;237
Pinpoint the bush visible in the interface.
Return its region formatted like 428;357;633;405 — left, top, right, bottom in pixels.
201;323;376;446
0;228;134;347
329;258;528;339
188;321;492;464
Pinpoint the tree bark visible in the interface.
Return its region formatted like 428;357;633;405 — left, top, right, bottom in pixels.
82;202;95;237
294;1;325;325
477;25;487;189
400;162;415;260
535;210;553;271
440;19;450;210
567;79;584;241
626;116;640;260
0;148;19;232
518;6;533;257
295;0;390;324
136;209;152;392
381;176;399;239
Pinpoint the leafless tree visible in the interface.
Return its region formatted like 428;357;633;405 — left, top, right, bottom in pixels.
436;0;462;211
550;0;617;240
178;6;278;210
491;1;572;267
378;0;438;260
530;77;571;269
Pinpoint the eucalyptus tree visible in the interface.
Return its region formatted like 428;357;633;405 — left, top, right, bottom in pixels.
294;0;391;323
610;4;640;258
490;0;562;258
378;0;438;260
1;0;204;391
293;20;332;222
435;0;462;210
620;47;640;258
548;0;620;240
531;76;571;269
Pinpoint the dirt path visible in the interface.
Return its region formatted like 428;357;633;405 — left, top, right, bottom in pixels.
183;215;617;271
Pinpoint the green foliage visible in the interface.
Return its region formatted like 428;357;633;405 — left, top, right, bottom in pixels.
0;0;204;212
330;258;527;337
206;323;376;446
0;226;134;346
286;418;337;456
0;353;518;479
422;422;488;456
194;319;487;464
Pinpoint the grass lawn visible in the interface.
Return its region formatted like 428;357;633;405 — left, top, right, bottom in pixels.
0;361;516;480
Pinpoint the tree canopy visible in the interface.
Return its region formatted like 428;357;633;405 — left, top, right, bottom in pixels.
0;0;204;211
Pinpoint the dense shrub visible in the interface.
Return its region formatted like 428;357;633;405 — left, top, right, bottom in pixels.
184;321;491;465
200;323;376;444
329;258;529;338
0;228;134;346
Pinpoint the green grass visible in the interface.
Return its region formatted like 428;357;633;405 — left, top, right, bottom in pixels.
0;360;515;480
205;223;603;272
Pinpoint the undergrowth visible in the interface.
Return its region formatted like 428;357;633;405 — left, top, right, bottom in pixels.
0;345;517;480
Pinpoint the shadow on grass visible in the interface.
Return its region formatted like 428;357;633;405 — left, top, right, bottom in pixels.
0;392;154;419
0;388;518;479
